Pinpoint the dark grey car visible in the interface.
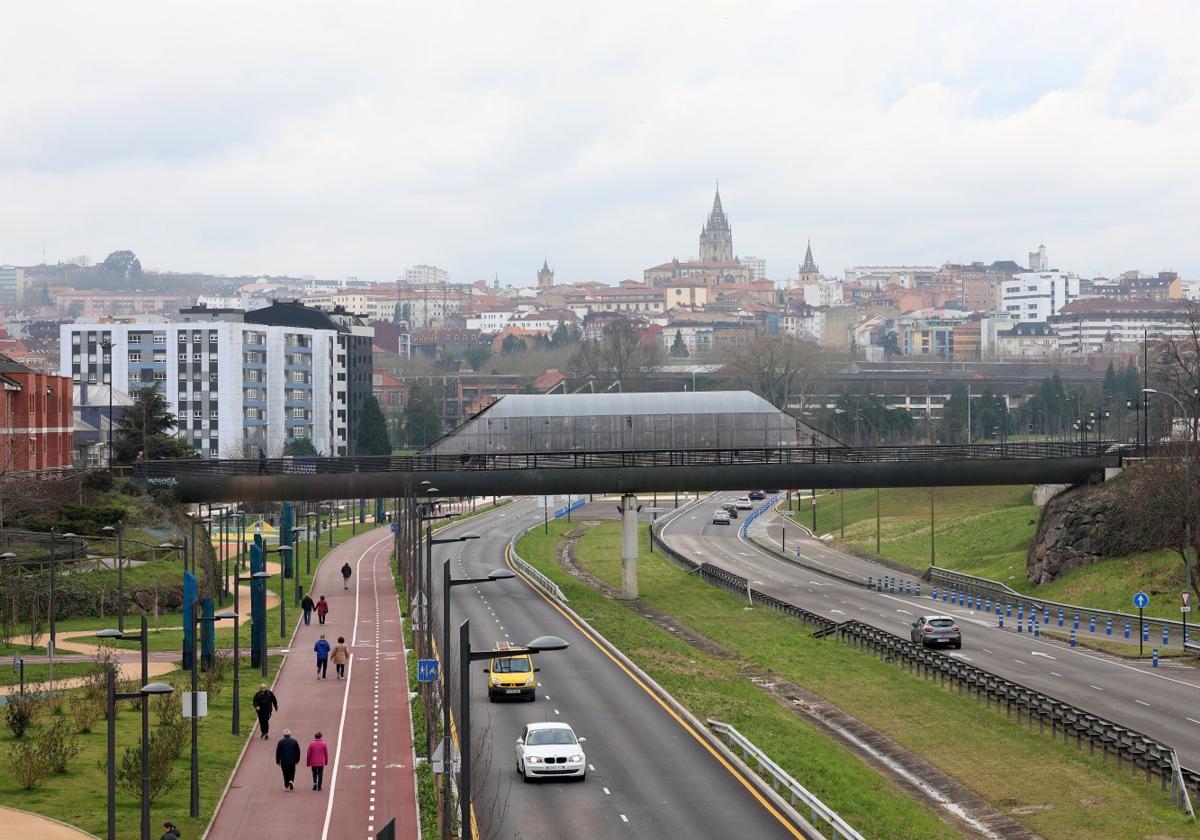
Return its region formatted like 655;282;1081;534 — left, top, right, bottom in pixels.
910;615;961;649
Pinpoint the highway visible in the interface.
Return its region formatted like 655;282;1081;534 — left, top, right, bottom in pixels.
659;493;1200;769
428;499;801;839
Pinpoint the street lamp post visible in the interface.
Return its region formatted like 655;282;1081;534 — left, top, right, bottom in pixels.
290;527;305;604
235;570;272;697
273;545;292;638
303;512;318;575
102;521;124;633
458;621;566;840
96;615;150;692
185;607;235;818
105;674;174;840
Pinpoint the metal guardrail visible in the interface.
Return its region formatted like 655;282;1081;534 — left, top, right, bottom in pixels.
138;441;1114;478
708;719;864;840
507;526;568;603
651;520;1200;811
0;529;89;561
924;566;1195;638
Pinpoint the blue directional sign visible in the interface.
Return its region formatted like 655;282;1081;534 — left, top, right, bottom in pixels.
390;523;400;533
1133;591;1150;609
417;659;439;683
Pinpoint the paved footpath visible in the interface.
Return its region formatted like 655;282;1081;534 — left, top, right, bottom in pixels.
206;527;418;840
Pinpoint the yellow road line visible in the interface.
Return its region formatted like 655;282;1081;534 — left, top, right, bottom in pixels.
505;544;804;838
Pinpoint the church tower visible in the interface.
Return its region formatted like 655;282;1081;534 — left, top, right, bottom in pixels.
537;259;555;288
698;185;733;263
798;239;820;285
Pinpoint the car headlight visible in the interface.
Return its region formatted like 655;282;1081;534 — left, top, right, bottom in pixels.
569;754;583;762
524;675;535;685
526;755;543;764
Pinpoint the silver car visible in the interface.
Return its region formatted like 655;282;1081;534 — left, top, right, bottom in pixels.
910;615;961;649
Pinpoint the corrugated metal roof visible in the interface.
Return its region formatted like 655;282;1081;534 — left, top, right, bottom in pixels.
478;391;782;419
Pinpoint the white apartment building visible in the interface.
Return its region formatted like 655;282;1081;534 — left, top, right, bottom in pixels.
1001;270;1079;322
1048;299;1196;353
781;307;824;342
844;266;938;289
403;264;449;286
802;280;844;308
465;309;517;334
60;320;338;458
740;256;766;282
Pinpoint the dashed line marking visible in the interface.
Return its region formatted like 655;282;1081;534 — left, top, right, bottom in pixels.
1136;700;1151;707
1090;685;1104;691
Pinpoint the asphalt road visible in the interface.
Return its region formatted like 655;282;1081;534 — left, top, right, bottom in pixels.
428;499;800;840
660;494;1200;770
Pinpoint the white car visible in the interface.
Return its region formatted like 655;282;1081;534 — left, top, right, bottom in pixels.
712;510;731;525
735;497;753;510
515;722;587;782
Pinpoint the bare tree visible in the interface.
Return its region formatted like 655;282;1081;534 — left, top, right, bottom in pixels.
721;335;825;410
570;319;663;388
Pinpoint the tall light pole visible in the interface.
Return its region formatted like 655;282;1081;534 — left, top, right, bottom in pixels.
303;512;318;575
102;521;124;632
232;574;268;732
437;546;499;840
96;615;150;693
272;545;292;638
99;337;114;469
104;675;174;840
458;621;566;840
189;607;235;817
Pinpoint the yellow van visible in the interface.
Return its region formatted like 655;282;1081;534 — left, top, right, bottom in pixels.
485;642;538;702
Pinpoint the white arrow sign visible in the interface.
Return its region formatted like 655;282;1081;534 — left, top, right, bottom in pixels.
1031;651;1056;659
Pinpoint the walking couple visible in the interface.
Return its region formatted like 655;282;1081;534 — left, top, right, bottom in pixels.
314;634;350;679
274;730;329;791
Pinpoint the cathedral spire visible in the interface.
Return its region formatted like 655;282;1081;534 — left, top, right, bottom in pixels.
801;239;817;273
699;182;733;262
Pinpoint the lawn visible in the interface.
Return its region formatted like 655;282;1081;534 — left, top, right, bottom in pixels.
518;520;1200;840
0;654;283;840
795;487;1193;622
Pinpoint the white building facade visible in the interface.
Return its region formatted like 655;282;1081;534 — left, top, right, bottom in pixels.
60;321;338;458
1001;270;1079;322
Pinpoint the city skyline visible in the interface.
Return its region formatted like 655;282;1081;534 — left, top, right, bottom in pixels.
3;3;1198;284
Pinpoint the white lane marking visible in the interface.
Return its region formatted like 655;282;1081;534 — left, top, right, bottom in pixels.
831;609;846;615
620;815;629;823
1187;718;1200;725
1090;685;1104;691
1030;652;1056;660
1050;672;1063;677
980;649;993;654
897;609;912;615
1014;659;1026;665
1136;700;1151;707
603;787;611;795
948;653;973;661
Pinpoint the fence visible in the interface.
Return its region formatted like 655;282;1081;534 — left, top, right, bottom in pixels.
708;719;865;840
649;523;1200;810
507;526;568;603
0;529;88;562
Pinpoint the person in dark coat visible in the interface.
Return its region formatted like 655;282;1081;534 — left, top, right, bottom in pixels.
257;447;268;475
301;592;315;625
314;634;330;679
160;822;181;840
315;595;329;625
252;683;278;739
340;562;352;591
275;728;302;790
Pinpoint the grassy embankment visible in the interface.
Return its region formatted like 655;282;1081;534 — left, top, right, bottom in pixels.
797;487;1187;622
516;520;1200;840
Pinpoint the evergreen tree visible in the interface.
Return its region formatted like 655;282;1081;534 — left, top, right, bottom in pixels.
669;330;689;358
500;333;526;354
1103;362;1118;396
402;382;443;448
355;395;393;456
551;319;570;348
463;346;492;372
112;385;195;463
938;384;970;444
283;438;318;456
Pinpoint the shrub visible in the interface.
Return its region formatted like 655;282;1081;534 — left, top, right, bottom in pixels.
200;650;231;698
115;730;179;802
68;691;103;734
9;736;48;789
152;681;181;728
5;691;44;738
40;717;80;773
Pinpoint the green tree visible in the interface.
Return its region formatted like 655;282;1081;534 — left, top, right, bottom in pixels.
403;381;443;448
1102;361;1118;397
882;331;901;357
112;386;195;463
463;346;492;371
500;333;527;354
669;330;689;358
938;384;969;443
355;395;393;456
283;438;318;456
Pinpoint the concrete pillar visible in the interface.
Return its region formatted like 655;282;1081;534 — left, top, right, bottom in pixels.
621;493;639;599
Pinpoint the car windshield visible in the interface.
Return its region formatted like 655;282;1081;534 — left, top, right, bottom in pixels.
526;729;577;746
929;619;955;628
493;657;531;673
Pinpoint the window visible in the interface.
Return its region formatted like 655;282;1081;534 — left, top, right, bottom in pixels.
153;371;166;381
193;353;202;362
211;409;219;418
210;372;219;381
178;334;187;343
128;352;141;363
194;410;202;418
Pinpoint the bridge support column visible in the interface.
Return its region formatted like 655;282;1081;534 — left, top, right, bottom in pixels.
621;493;639;599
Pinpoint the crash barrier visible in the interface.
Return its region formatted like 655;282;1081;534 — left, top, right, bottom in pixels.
507;525;568;603
708;719;865;840
649;524;1200;812
925;566;1192;644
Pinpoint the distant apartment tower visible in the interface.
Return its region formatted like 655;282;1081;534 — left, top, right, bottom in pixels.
740;256;766;282
1001;270;1079;322
0;266;26;308
404;264;449;286
1028;244;1049;272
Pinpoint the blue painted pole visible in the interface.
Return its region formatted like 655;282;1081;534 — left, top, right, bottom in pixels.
1073;612;1079;630
1124;621;1131;639
1089;615;1096;633
916;582;921;597
1006;602;1012;618
1143;623;1149;642
1033;621;1040;638
868;576;873;590
1163;626;1169;645
1058;609;1064;627
1105;618;1112;636
998;614;1005;628
1153;648;1160;668
1070;629;1077;647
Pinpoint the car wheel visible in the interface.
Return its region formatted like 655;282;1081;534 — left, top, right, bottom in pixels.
954;641;962;649
519;762;531;783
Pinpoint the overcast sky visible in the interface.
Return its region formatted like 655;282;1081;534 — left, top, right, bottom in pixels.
3;2;1198;285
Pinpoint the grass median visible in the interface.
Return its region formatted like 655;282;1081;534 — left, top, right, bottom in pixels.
519;519;1200;840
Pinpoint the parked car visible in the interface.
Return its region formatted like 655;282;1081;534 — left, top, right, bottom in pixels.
720;503;738;518
735;497;753;510
712;510;731;525
910;615;962;649
516;722;586;782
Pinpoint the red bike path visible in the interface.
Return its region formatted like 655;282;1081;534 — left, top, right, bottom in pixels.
206;527;419;840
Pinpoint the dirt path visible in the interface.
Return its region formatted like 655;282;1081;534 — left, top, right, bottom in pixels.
0;806;98;839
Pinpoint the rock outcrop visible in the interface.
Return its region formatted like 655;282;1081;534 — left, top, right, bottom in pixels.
1026;486;1108;586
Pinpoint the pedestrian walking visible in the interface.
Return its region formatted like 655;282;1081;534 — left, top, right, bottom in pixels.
275;728;301;790
160;821;181;840
315;594;329;625
340;561;352;591
331;636;350;680
307;732;329;791
257;447;268;475
301;593;315;626
314;634;330;679
252;683;278;739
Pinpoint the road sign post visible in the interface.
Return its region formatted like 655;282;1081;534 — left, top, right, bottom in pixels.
417;659;439;684
1134;591;1150;656
1184;592;1192;648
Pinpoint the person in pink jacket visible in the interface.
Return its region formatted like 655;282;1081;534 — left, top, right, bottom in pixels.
307;732;329;791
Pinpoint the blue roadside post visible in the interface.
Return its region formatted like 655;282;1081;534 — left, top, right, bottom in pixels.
1134;591;1149;657
1153;648;1160;668
1124;621;1131;639
1058;608;1064;627
1089;615;1097;633
1106;618;1112;636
